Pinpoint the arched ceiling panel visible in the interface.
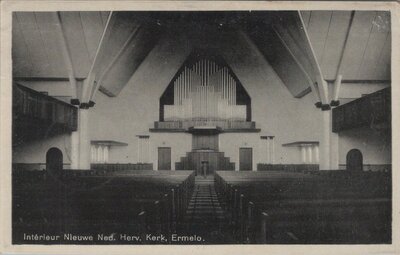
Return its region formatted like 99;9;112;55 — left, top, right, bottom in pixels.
100;25;161;96
378;31;391;80
340;11;378;79
302;10;390;81
318;11;352;79
34;12;67;77
245;18;313;98
12;14;33;76
357;11;391;80
13;12;52;77
58;12;93;78
12;11;109;79
79;12;108;62
12;11;391;87
88;12;143;84
305;11;333;65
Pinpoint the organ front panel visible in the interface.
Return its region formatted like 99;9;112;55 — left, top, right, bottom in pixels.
164;58;247;122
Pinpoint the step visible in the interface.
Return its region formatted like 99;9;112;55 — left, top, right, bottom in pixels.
192;196;216;198
187;207;224;211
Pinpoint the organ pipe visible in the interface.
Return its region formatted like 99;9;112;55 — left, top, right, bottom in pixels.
165;58;247;122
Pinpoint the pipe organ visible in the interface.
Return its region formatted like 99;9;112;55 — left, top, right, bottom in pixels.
164;58;247;122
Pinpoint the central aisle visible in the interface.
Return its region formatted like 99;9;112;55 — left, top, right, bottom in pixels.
177;176;235;244
185;177;224;223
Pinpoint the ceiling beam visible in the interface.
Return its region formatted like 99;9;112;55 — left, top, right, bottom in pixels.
244;25;314;99
331;74;342;106
355;11;377;79
262;13;324;104
90;23;142;101
81;11;114;105
330;11;355;107
271;26;319;100
269;11;331;108
335;11;355;78
294;11;330;109
87;13;161;98
53;12;79;103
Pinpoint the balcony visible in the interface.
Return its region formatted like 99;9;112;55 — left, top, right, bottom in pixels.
13;83;78;145
151;120;260;133
332;87;391;133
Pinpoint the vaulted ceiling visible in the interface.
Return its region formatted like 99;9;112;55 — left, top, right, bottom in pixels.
302;11;391;81
12;11;391;99
13;11;109;78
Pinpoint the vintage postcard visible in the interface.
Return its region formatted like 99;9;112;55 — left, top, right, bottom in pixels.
0;1;399;254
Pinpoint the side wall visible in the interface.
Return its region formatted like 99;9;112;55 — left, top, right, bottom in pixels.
335;82;392;170
339;127;391;170
12;134;72;170
12;80;75;170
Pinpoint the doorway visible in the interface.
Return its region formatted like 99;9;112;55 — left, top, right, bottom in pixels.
239;148;252;171
46;147;63;172
346;149;363;171
158;147;171;170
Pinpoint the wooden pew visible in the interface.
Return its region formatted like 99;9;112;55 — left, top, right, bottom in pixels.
12;170;195;244
214;171;391;244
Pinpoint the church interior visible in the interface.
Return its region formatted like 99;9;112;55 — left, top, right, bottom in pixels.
11;10;391;244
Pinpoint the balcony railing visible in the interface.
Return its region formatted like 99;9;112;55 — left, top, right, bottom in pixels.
13;83;78;144
151;119;259;133
332;87;391;133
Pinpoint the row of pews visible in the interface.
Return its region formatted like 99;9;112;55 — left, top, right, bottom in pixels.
13;169;195;244
215;170;391;244
91;163;153;171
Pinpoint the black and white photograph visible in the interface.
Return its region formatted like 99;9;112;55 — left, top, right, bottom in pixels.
0;1;398;253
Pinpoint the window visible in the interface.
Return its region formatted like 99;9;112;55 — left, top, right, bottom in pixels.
261;136;275;164
300;145;319;164
282;141;319;164
91;144;109;163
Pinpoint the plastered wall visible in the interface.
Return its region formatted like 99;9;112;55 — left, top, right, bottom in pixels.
12;134;72;168
339;127;391;165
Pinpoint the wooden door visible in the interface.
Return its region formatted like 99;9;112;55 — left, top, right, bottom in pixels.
346;149;363;171
158;147;171;170
239;148;252;171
